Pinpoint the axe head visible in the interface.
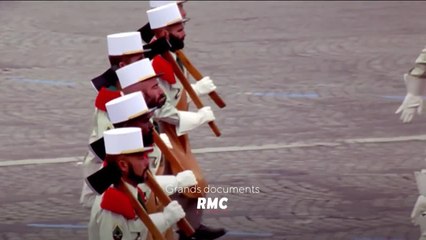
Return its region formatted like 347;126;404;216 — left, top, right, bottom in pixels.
90;68;119;92
138;22;155;44
86;164;122;195
143;35;184;59
144;37;171;59
89;137;106;162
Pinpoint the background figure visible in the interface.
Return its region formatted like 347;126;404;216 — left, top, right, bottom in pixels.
396;47;426;123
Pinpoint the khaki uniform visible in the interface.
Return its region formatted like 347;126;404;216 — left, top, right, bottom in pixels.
88;183;172;240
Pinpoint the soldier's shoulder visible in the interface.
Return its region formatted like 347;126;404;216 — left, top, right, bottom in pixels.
100;187;135;220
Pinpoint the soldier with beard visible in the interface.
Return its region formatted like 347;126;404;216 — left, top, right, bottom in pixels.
138;0;187;45
147;3;217;136
88;127;186;240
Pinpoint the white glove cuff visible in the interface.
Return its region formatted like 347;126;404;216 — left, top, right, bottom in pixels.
191;83;201;96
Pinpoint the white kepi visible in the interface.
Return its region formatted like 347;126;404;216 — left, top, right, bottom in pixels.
104;127;152;155
115;58;160;89
105;91;151;124
147;2;186;29
149;0;186;9
107;32;145;56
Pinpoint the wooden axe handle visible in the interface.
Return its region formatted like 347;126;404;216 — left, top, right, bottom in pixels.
161;51;221;137
116;179;165;240
175;50;226;108
145;171;195;237
153;130;184;171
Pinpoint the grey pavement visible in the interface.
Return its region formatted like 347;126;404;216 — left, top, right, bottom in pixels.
1;1;426;240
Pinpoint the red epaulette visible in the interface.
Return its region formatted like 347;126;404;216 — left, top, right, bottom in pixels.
100;187;135;219
95;87;121;111
152;55;176;84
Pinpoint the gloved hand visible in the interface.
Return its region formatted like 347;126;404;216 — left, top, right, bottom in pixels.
176;170;197;188
191;76;217;96
395;93;423;123
163;200;185;226
198;106;216;122
159;133;173;149
411;195;426;225
395;74;425;123
176;106;215;136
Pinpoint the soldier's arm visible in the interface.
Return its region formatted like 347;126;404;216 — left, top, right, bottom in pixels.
97;210;174;240
98;212;136;240
395;47;426;123
406;47;426;95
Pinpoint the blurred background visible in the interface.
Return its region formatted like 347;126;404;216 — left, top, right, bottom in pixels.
1;1;426;239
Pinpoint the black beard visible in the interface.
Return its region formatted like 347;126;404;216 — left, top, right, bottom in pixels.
147;94;166;109
128;164;148;184
143;35;184;59
169;34;184;52
142;131;154;147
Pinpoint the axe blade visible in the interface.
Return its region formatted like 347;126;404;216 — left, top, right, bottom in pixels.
86;164;121;195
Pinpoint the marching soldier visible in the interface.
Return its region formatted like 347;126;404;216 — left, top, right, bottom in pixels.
146;3;226;239
147;3;217;136
396;48;426;239
88;127;186;240
395;46;426;123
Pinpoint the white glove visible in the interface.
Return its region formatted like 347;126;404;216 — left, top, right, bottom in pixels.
395;93;423;123
198;106;215;122
191;76;217;96
176;106;215;136
396;93;423;123
395;74;425;123
159;133;173;149
163;200;185;226
411;195;426;225
176;170;197;188
154;175;178;195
